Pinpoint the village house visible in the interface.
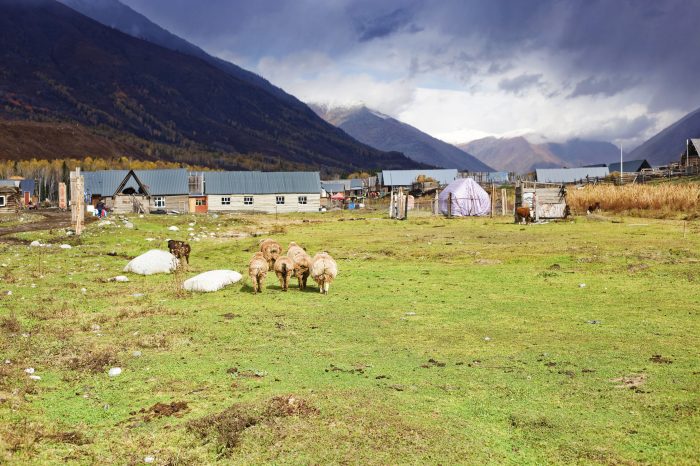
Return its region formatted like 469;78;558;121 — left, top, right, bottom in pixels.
205;171;321;213
681;139;700;167
535;167;610;184
379;169;459;192
0;180;21;214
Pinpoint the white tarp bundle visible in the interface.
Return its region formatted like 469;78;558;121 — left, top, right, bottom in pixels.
439;178;491;216
124;249;179;275
183;270;243;292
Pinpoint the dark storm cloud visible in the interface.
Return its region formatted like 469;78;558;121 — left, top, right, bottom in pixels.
355;7;420;42
119;0;700;113
498;73;543;95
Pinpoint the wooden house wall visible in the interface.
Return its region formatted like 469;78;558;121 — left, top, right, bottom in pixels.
0;188;20;214
208;193;320;213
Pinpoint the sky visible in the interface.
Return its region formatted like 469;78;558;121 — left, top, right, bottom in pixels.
120;0;700;148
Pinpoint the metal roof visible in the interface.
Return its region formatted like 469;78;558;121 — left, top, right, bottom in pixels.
0;180;18;187
132;169;189;195
689;139;700;152
380;169;458;187
19;179;35;193
608;160;651;173
321;179;364;190
321;182;346;193
205;171;321;195
82;170;129;196
536;167;609;183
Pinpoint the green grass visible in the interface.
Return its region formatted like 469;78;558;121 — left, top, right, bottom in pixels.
1;211;698;464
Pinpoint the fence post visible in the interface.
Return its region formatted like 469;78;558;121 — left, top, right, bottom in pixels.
501;188;507;216
448;192;452;218
490;184;494;218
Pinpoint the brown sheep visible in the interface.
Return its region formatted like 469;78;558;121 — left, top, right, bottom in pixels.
259;238;282;269
287;242;311;290
167;239;191;264
248;252;269;294
515;206;533;224
274;256;295;291
310;252;338;295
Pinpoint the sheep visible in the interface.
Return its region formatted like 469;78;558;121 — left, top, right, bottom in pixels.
587;202;601;215
248;252;269;294
259;238;282;269
515;206;533;224
167;239;191;264
310;252;338;295
273;256;295;291
287;242;311;290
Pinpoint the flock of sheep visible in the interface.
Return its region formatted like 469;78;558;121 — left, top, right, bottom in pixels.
249;239;338;295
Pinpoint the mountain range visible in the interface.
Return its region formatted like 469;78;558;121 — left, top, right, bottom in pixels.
458;137;622;173
627;107;700;165
311;104;493;172
0;0;423;174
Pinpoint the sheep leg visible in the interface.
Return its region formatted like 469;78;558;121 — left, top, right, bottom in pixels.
323;282;330;294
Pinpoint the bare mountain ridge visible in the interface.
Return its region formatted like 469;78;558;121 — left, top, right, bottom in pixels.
311;104;493;172
627;107;700;165
459;136;621;173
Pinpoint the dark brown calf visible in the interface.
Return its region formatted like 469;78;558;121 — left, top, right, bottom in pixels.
167;240;191;265
515;206;533;224
587;202;601;214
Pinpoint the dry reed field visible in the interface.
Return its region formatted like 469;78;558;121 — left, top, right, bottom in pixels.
567;183;700;216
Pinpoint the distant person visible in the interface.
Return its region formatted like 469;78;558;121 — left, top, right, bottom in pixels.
96;200;106;218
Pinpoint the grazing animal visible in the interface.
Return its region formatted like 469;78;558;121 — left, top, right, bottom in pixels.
287;242;311;290
587;202;601;214
248;252;269;294
259;238;282;268
310;252;338;295
167;240;191;264
274;256;295;291
515;206;533;224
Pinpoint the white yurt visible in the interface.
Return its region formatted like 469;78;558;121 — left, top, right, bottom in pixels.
438;178;491;216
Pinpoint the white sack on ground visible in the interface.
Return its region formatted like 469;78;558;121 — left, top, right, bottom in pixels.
183;270;243;292
124;250;179;275
438;178;491;216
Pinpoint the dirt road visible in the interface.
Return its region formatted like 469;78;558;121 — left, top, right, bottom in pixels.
0;210;76;243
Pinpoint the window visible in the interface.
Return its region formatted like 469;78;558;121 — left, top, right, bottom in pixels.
244;196;253;205
195;198;207;206
221;197;231;205
276;196;285;205
298;196;307;205
154;196;165;208
0;196;5;207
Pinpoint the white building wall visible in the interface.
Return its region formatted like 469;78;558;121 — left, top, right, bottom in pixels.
208;193;320;213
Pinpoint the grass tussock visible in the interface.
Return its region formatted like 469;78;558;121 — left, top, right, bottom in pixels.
567;183;700;215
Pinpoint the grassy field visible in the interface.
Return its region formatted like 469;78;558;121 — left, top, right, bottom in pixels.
0;210;698;464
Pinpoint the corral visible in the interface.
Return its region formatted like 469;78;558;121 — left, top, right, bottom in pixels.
0;210;698;464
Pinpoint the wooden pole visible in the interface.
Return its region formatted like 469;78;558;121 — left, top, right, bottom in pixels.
490;184;494;218
501;188;507;216
448;192;452;218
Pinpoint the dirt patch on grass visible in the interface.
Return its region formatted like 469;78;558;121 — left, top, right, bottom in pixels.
187;394;317;455
627;263;649;273
474;258;502;265
611;374;647;391
67;348;118;373
134;401;190;421
649;354;673;364
0;313;21;333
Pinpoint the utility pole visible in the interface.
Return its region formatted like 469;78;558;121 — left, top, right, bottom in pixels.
620;143;624;185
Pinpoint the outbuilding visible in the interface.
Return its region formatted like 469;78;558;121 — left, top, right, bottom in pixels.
536;167;609;184
205;171;321;213
0;183;21;214
608;159;652;173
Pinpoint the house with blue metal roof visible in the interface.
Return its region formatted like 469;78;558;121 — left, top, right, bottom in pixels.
535;167;610;184
83;169;191;213
379;169;459;190
205;171;321;213
608;159;651;173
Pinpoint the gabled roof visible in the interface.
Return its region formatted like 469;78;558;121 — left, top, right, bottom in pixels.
321;179;364;191
380;169;458;187
82;170;130;196
133;169;189;195
608;159;651;173
689;139;700;153
321;182;346;193
205;171;321;195
0;180;18;188
536;167;609;183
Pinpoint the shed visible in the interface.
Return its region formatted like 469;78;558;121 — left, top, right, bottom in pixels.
0;185;21;214
515;182;568;220
608;159;651;173
205;171;321;213
439;178;490;216
380;169;458;189
536;167;609;184
111;169;190;214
